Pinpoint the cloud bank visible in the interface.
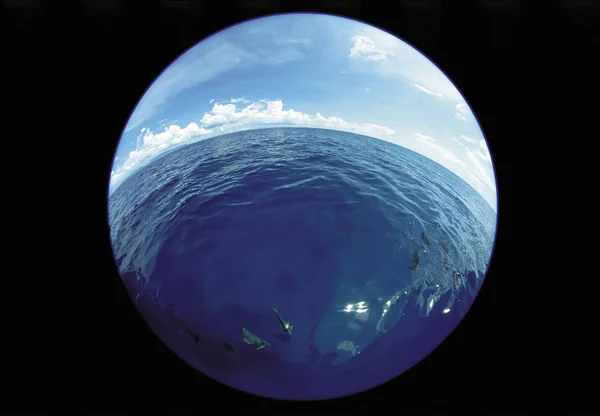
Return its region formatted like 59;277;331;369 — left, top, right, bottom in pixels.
110;99;395;191
110;123;212;187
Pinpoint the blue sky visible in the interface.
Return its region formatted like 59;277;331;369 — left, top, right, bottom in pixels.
110;13;497;211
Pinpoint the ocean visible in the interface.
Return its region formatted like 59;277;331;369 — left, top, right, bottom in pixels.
108;127;497;400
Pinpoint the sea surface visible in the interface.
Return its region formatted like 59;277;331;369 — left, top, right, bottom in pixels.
108;127;497;400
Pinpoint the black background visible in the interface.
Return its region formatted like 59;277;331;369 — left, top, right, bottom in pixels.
4;0;595;412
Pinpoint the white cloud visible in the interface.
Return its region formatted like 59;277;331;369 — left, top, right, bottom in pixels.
230;97;250;104
450;134;495;192
414;83;443;98
456;135;492;163
413;133;437;143
453;135;491;158
111;122;212;189
159;118;177;129
349;36;396;62
460;134;478;145
408;131;496;209
209;99;215;104
123;33;312;134
123;42;253;133
448;146;496;209
198;100;396;137
412;132;467;168
465;170;486;193
111;99;395;191
349;34;462;101
272;37;312;47
442;152;469;168
466;150;495;191
455;103;470;121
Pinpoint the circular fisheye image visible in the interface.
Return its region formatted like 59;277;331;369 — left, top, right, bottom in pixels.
108;13;498;401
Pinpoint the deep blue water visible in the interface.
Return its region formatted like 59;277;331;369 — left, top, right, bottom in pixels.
108;127;497;400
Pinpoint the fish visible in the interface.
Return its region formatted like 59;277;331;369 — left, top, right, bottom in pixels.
153;284;160;306
443;259;450;270
409;250;420;272
453;271;461;287
271;305;294;334
440;240;449;254
241;328;270;350
217;336;237;352
421;232;430;246
184;328;199;343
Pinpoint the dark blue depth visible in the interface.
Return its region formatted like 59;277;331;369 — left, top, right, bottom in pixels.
108;127;496;400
